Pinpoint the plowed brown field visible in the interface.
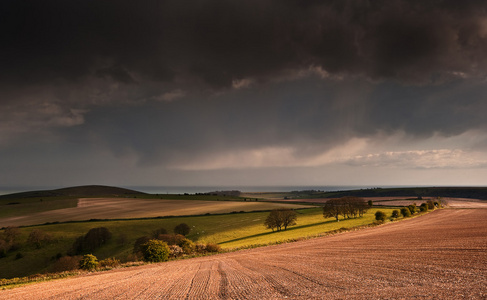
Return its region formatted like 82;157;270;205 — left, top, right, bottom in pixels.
2;208;486;299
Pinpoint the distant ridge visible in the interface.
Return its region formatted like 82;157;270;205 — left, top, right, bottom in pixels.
0;185;146;199
319;187;487;200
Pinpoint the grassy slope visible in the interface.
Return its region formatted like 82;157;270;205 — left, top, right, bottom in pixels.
0;207;396;279
0;197;78;219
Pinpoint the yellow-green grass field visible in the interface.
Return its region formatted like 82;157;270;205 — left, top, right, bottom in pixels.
0;207;398;279
0;198;311;228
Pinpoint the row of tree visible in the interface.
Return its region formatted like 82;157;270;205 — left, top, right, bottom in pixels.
322;197;369;221
263;197;369;232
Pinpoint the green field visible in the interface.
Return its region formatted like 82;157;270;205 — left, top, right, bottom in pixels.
0;206;397;279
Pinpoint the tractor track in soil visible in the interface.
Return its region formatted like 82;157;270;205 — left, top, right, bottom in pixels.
1;207;486;299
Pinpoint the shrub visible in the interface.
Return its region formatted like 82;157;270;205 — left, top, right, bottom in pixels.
133;236;151;253
368;200;373;207
50;256;81;273
15;252;23;260
375;211;386;221
157;234;186;246
427;200;435;210
179;238;195;254
27;229;53;249
79;254;99;271
205;243;221;253
3;227;20;243
174;223;191;236
420;203;428;212
99;257;120;269
141;240;170;262
169;245;183;258
400;207;411;217
124;253;140;263
70;227;112;255
152;228;168;238
195;244;207;253
407;204;418;214
83;227;112;251
391;210;399;218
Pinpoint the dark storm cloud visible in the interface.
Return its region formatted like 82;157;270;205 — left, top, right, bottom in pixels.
2;0;487;90
2;0;487;185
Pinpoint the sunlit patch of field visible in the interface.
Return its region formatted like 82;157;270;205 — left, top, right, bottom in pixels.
213;208;393;249
0;198;312;227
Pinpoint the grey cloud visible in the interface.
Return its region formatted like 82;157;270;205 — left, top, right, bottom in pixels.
2;0;487;187
2;0;487;92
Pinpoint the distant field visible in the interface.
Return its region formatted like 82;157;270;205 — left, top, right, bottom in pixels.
0;198;312;227
0;197;78;219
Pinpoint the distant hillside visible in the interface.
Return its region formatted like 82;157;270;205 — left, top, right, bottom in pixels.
318;187;487;200
0;185;146;199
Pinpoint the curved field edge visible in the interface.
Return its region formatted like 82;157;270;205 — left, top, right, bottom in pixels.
1;206;425;284
1;208;485;299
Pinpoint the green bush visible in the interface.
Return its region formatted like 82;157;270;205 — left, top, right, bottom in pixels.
79;254;99;271
141;240;170;262
375;211;386;221
179;238;195;254
391;210;399;218
427;200;435;210
420;203;428;212
400;207;411;217
407;204;418;214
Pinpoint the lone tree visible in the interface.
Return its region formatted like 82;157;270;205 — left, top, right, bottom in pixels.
174;223;191;236
264;208;297;231
70;227;112;255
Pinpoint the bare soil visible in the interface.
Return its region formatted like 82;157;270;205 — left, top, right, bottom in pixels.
2;207;486;299
0;198;309;227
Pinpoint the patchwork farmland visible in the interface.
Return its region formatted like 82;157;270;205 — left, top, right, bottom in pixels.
1;206;486;299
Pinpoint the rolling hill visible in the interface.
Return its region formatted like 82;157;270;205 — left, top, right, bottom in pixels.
0;185;146;199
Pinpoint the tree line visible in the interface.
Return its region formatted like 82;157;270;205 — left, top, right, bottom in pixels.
322;197;369;221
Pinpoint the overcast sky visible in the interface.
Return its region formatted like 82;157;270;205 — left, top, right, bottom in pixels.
1;0;487;190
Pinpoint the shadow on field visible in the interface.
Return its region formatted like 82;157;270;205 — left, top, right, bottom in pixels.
219;219;341;245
